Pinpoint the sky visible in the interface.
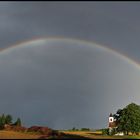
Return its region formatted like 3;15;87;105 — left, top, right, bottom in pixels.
0;2;140;129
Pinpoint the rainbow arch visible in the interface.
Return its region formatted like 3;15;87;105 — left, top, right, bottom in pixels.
0;36;139;69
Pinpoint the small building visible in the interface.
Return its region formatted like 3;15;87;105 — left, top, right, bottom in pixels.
108;113;124;136
108;113;117;134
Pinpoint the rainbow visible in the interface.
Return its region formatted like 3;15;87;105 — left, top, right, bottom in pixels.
0;36;139;69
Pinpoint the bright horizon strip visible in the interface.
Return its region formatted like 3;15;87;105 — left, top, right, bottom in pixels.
0;36;140;69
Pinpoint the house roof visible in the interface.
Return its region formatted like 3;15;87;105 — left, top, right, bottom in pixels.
109;113;113;117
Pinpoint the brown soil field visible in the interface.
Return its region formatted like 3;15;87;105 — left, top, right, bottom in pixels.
0;130;41;139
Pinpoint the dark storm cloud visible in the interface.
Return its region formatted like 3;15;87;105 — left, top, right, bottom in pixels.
0;2;140;62
0;2;140;129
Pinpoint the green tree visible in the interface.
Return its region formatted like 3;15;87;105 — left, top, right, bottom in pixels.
102;128;109;135
72;127;76;131
1;114;6;126
114;103;140;135
0;114;6;129
14;118;21;126
5;115;12;124
0;116;3;129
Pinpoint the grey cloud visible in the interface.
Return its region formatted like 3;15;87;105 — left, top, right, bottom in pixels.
0;2;140;62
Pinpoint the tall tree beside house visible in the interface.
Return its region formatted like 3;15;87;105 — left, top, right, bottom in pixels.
114;103;140;135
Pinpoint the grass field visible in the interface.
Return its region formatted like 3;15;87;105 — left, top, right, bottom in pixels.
60;130;140;139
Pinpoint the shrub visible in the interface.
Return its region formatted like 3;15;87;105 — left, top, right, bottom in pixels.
102;128;109;135
81;128;90;131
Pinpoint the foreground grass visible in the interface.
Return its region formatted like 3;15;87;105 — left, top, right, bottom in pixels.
0;130;41;139
60;131;140;139
0;130;140;139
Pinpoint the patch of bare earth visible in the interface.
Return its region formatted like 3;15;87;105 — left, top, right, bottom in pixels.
0;130;41;139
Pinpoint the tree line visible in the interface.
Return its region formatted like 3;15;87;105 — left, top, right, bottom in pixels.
0;114;21;129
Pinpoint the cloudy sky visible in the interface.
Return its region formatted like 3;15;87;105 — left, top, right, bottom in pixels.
0;2;140;129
